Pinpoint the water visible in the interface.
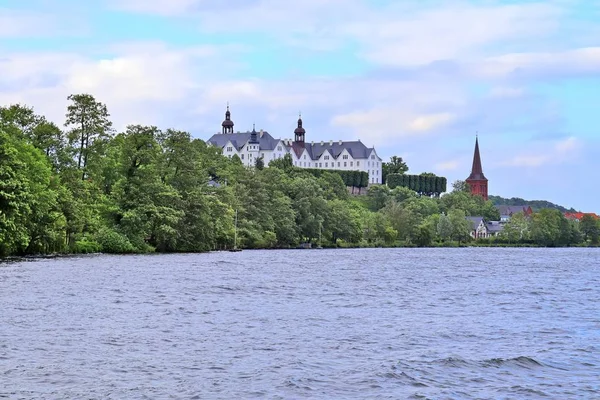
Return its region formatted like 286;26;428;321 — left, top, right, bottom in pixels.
1;248;599;399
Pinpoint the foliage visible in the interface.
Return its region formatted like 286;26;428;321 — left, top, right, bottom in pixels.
387;173;447;197
382;155;408;183
489;195;576;213
0;96;594;257
301;168;368;188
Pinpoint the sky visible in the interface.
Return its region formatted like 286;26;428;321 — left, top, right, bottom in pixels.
1;0;599;212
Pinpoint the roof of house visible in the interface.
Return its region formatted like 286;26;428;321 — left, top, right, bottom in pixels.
466;216;485;230
209;131;377;161
565;212;599;220
302;140;374;160
486;221;504;233
207;131;280;151
496;205;533;216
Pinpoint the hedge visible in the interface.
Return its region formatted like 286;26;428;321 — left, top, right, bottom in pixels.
387;173;447;196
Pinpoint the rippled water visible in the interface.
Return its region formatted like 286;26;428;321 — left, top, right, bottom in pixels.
1;248;599;399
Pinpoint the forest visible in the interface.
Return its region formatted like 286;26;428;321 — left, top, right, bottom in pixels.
1;94;598;257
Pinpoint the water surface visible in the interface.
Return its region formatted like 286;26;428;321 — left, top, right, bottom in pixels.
1;248;599;399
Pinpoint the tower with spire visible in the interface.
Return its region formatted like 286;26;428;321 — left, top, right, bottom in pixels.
294;112;306;143
221;103;234;134
466;136;488;201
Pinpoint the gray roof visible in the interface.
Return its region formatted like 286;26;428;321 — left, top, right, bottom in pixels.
466;216;485;230
207;131;280;151
496;205;532;216
299;141;374;160
486;221;504;233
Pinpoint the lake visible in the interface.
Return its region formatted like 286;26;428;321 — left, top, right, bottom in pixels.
1;248;599;399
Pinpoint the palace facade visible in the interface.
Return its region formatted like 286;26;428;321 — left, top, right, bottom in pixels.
207;106;383;184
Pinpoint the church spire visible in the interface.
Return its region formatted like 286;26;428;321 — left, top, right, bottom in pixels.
466;135;488;201
470;135;484;179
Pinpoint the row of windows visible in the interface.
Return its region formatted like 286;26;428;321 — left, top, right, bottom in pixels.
226;147;379;164
293;161;365;168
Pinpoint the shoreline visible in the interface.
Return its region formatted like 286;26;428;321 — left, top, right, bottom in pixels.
3;243;599;262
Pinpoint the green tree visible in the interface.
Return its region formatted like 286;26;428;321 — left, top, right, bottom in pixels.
500;212;530;243
580;215;600;244
437;213;453;242
255;156;265;170
448;209;471;244
65;94;113;179
452;180;471;193
382;155;408;183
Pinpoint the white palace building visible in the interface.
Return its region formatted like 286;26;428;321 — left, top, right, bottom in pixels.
207;106;383;184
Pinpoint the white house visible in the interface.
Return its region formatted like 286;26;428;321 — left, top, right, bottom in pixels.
207;107;383;184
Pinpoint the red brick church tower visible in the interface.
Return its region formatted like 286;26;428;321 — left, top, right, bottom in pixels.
466;136;488;201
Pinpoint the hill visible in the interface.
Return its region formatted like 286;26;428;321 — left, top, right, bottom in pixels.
489;195;577;213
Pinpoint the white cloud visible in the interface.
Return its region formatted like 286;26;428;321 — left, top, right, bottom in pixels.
435;160;460;172
475;47;600;79
501;136;581;167
408;113;456;132
488;86;525;99
109;0;202;15
0;9;52;37
0;42;245;131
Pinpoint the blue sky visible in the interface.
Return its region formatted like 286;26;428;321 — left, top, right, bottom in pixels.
1;0;599;211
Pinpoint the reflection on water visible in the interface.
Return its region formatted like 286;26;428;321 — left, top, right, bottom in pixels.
1;248;599;399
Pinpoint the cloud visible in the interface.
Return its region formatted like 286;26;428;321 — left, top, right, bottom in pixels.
501;136;582;167
0;9;58;37
488;86;525;99
109;0;203;15
475;47;600;79
0;42;246;130
435;160;460;172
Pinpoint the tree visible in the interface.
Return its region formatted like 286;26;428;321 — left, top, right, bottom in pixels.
501;212;530;243
437;213;453;242
530;209;568;247
255;156;265;170
382;156;408;183
269;153;293;171
448;209;471;244
0;104;41;135
65;94;113;179
580;215;600;244
452;180;471;193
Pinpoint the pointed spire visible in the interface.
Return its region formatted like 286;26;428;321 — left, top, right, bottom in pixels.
468;135;486;181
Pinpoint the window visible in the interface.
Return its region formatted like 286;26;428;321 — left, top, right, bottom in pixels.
338;162;340;167
344;162;347;167
357;161;360;166
277;146;282;151
368;161;370;167
226;146;233;152
303;155;307;160
324;155;330;160
350;161;353;167
342;155;349;160
325;162;328;168
241;154;244;159
371;155;375;159
319;163;322;168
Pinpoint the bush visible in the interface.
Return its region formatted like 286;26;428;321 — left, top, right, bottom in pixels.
72;238;101;254
96;228;136;254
